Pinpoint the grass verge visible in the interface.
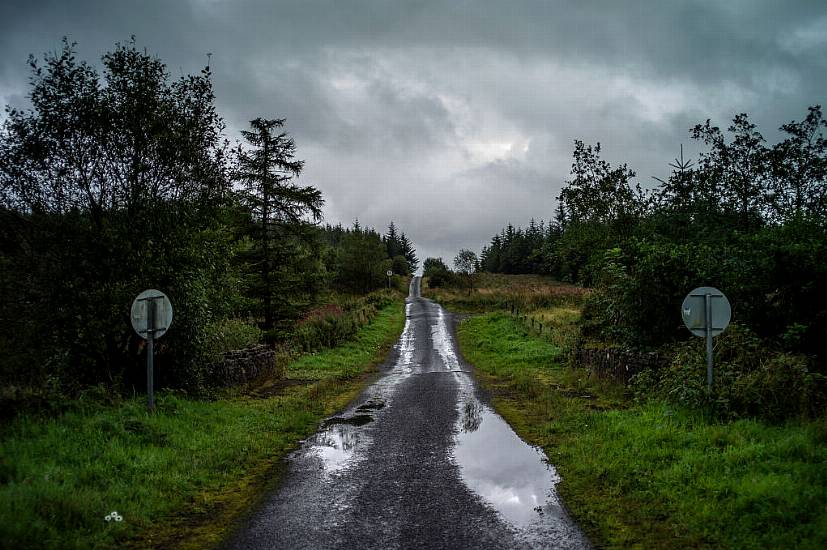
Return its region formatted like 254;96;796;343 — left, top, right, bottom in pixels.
457;312;827;549
0;299;405;550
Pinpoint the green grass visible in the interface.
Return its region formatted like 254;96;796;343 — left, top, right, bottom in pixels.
287;302;404;380
0;299;405;550
457;312;827;549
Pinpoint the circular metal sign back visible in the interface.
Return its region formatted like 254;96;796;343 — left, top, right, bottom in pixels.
131;289;173;339
681;286;731;337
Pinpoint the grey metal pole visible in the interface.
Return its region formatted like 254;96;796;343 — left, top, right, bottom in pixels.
147;333;154;413
705;293;713;394
147;298;155;413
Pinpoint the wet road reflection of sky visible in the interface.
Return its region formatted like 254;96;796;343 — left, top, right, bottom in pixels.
307;423;362;474
453;401;561;527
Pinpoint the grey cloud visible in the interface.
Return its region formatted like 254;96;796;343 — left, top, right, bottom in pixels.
1;0;825;262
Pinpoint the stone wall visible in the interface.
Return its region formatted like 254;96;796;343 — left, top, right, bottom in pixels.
207;345;282;388
574;346;667;385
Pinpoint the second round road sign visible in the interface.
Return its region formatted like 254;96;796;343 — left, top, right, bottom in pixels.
681;286;731;337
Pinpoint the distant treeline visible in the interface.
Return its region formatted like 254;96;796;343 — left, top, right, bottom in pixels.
476;108;827;365
0;39;416;397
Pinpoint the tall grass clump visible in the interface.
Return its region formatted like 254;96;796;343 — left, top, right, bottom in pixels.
203;318;263;362
292;289;397;353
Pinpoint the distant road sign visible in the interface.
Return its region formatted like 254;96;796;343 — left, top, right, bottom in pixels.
386;270;393;277
681;287;730;337
131;289;173;339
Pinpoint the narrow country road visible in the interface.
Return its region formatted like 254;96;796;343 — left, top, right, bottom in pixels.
223;277;590;549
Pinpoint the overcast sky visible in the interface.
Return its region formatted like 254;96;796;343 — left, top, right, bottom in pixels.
2;1;825;263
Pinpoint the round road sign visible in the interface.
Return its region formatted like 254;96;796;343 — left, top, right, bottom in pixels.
681;286;731;337
131;289;173;339
386;270;393;277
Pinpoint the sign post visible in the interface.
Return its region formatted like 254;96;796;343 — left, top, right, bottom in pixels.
681;287;731;393
131;289;173;413
386;269;393;289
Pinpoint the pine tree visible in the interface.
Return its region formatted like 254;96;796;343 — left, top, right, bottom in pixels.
399;232;418;271
234;118;323;329
384;221;401;258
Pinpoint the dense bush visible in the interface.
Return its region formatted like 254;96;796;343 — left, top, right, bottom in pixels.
632;324;826;421
580;219;827;357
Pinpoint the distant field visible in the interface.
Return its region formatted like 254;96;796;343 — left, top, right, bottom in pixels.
445;275;827;549
423;273;587;313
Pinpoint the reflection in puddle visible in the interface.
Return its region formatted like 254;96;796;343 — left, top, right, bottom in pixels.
324;414;373;427
308;422;362;474
461;397;483;433
453;400;561;527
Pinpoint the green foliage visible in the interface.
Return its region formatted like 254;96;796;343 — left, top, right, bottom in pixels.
383;221;417;273
480;221;550;274
634;324;826;421
580;219;827;357
294;313;359;352
286;298;405;381
233;118;324;330
391;255;410;276
0;300;405;549
423;257;456;288
558;140;649;226
0;39;235;393
323;222;395;294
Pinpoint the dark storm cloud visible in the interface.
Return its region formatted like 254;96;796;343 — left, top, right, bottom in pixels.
2;0;825;262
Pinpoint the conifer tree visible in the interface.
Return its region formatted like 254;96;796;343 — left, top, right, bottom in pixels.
234;118;323;329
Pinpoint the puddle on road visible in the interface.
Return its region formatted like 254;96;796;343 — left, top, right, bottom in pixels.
356;400;385;412
307;420;364;474
452;398;562;528
324;414;374;427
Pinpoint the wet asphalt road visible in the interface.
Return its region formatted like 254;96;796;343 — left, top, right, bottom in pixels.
223;277;589;549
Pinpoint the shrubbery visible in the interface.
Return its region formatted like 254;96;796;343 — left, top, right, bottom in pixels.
632;324;826;421
423;257;456;288
581;220;827;356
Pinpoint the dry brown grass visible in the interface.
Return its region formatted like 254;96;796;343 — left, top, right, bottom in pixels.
423;273;588;312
